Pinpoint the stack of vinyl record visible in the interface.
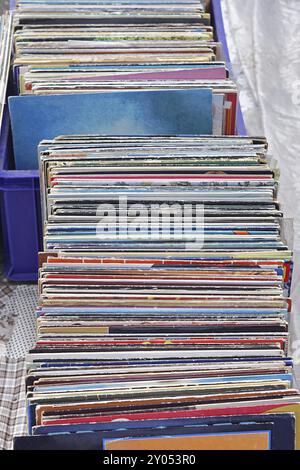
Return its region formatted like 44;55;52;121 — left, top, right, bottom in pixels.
9;0;238;171
9;0;299;453
14;134;299;450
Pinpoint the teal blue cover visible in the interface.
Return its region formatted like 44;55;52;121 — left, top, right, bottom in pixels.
9;89;212;170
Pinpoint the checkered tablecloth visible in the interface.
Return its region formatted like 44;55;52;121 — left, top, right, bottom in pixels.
0;357;27;450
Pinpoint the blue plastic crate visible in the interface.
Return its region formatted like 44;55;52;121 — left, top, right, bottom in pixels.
211;0;247;136
0;0;247;281
0;108;41;281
